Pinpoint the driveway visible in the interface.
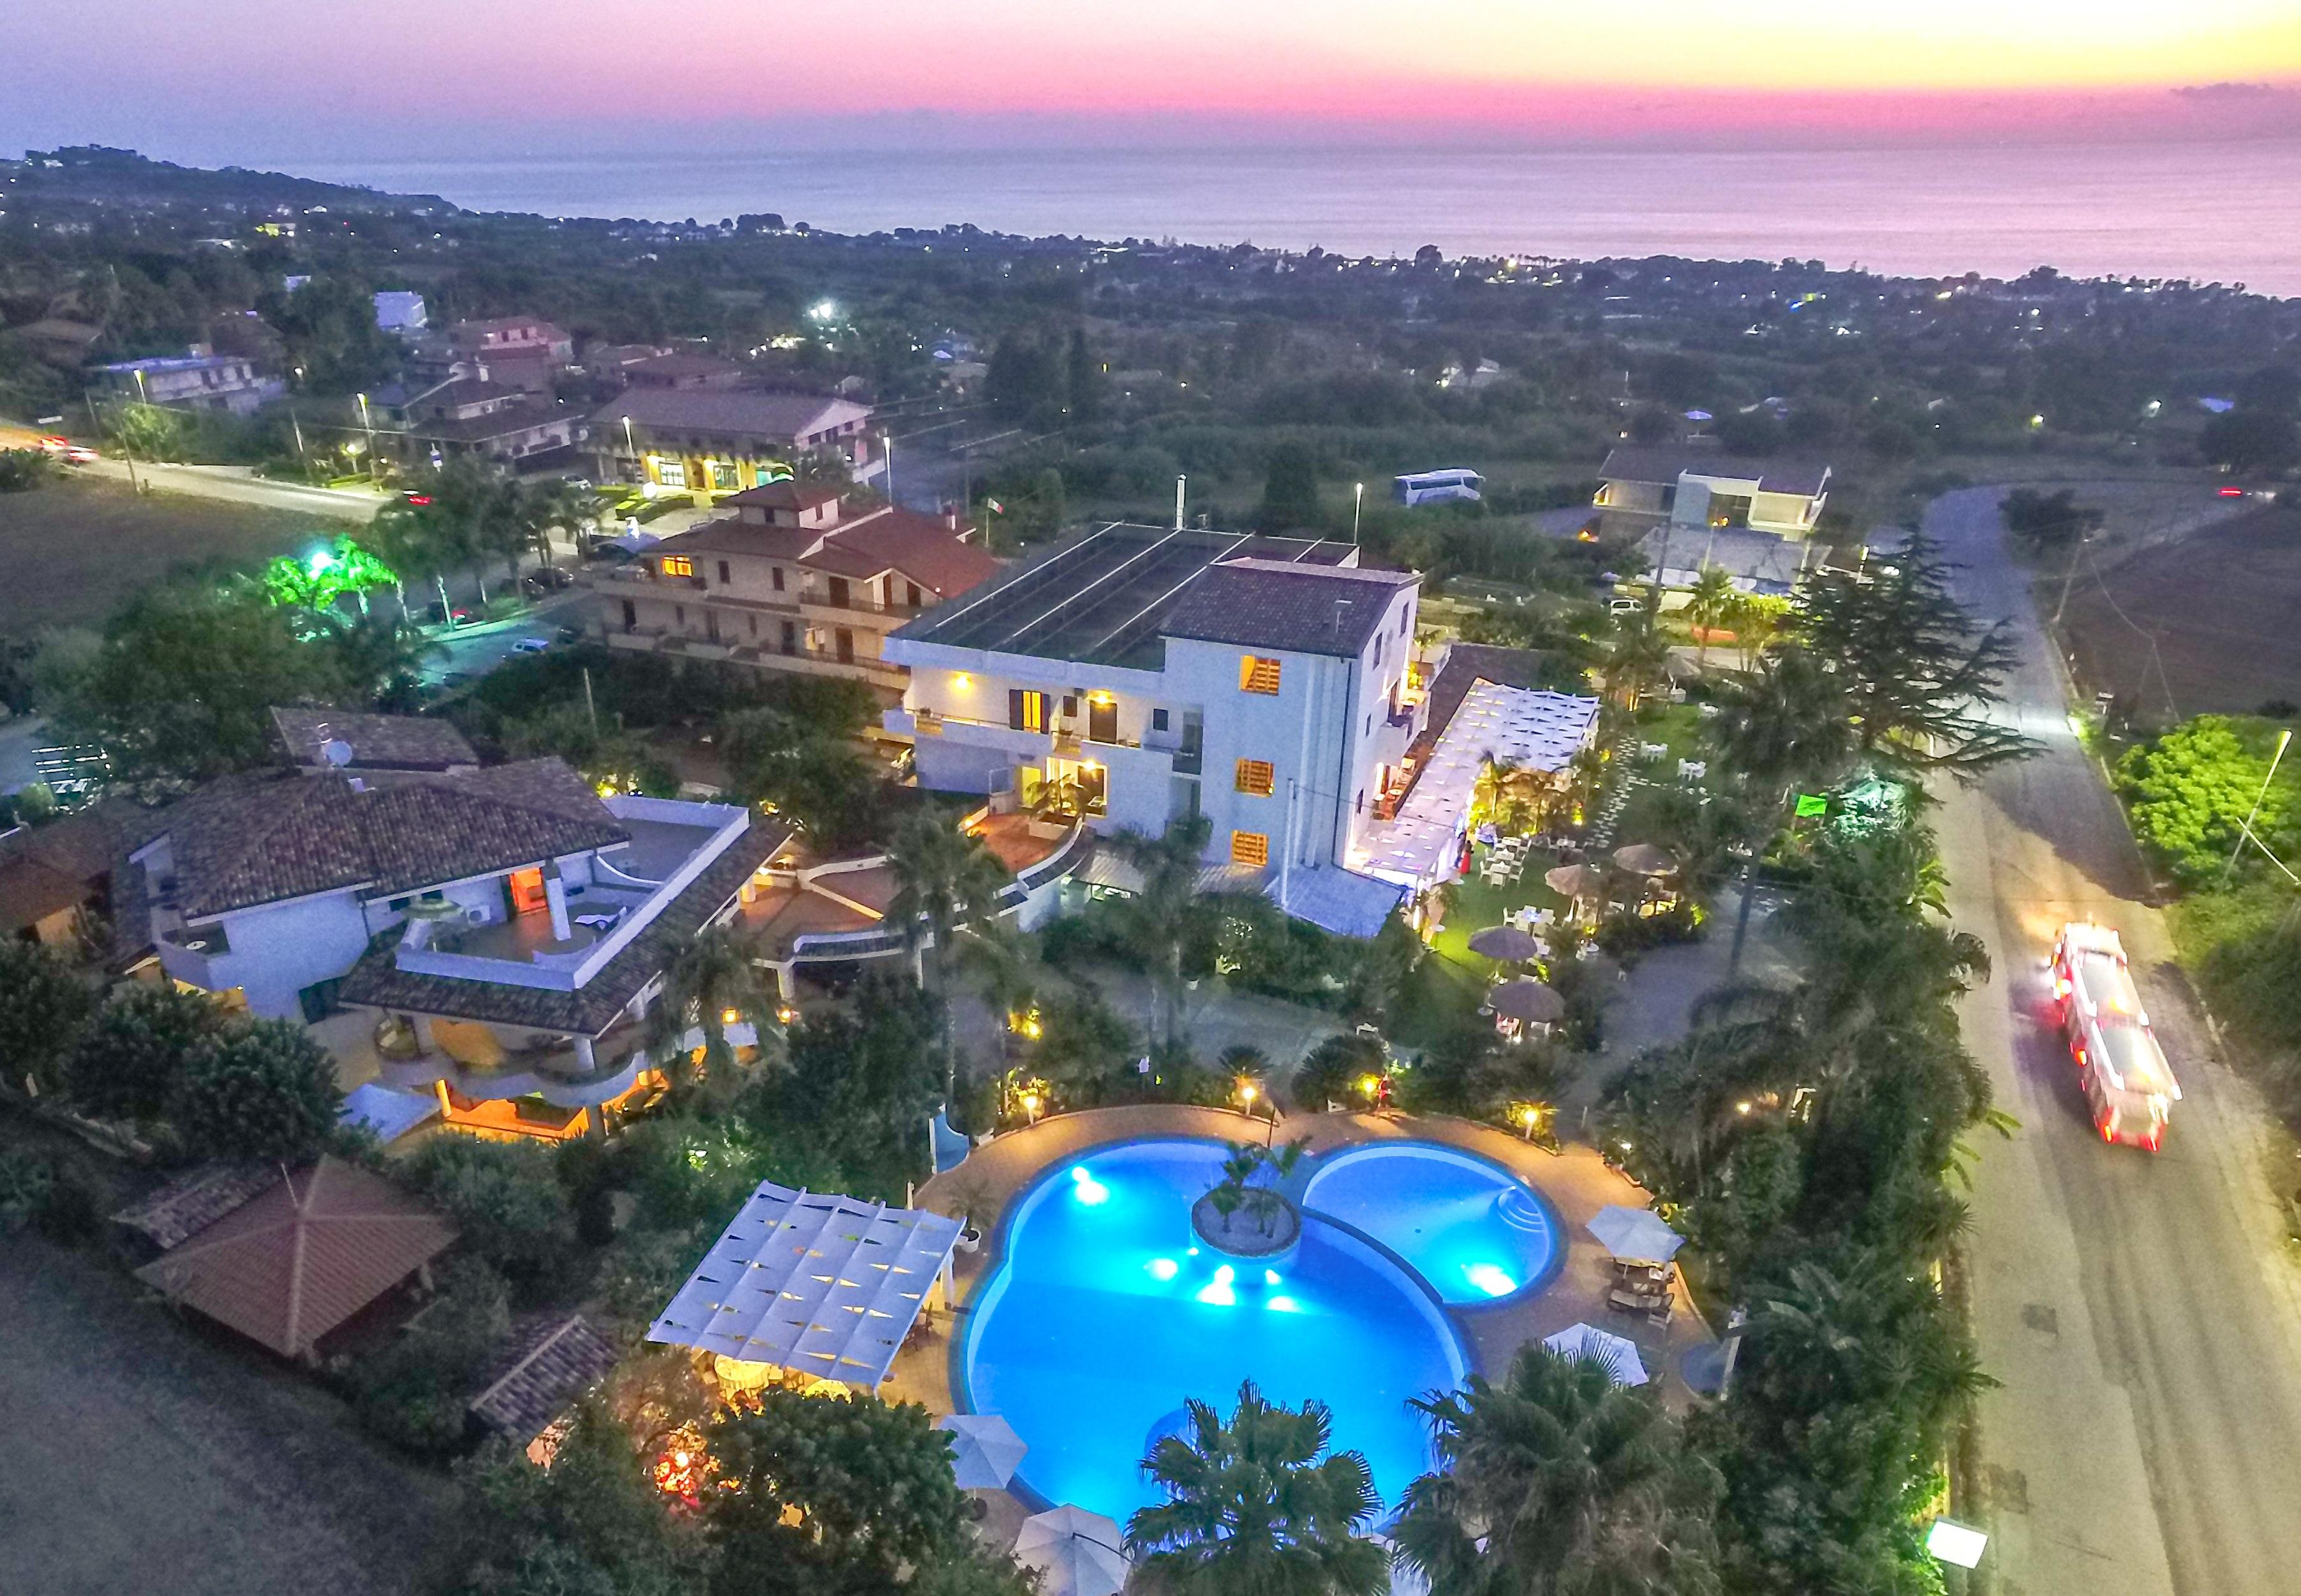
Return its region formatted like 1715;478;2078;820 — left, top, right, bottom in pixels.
1931;485;2301;1596
0;1235;450;1596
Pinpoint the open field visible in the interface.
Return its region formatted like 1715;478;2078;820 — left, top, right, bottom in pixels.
2056;502;2301;722
0;477;351;634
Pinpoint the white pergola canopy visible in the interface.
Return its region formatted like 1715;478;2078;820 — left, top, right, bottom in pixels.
647;1181;962;1388
1352;681;1601;889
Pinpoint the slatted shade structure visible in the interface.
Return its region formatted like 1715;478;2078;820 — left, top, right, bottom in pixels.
646;1181;963;1389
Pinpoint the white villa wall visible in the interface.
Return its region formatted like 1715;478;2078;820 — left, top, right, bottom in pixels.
188;890;374;1019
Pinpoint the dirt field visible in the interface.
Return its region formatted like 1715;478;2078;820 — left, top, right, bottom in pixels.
2057;503;2301;723
0;477;344;635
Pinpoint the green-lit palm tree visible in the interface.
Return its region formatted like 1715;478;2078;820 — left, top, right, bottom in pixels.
1128;1381;1389;1596
1394;1344;1722;1596
644;924;776;1098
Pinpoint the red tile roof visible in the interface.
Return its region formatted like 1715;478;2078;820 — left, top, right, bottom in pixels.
133;1158;455;1358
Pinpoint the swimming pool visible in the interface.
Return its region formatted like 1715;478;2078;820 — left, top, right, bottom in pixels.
1299;1141;1562;1306
960;1139;1472;1523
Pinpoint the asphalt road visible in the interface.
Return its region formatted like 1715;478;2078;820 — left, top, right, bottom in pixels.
80;457;387;521
1930;486;2301;1596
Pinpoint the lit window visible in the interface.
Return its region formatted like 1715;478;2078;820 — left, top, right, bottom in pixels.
1239;656;1282;695
1231;831;1269;868
653;457;686;489
1234;758;1275;797
660;554;695;578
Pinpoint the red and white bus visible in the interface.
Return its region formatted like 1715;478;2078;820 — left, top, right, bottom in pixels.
2050;922;2180;1151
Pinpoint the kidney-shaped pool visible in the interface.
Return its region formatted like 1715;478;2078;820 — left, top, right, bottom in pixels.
957;1137;1558;1523
1298;1141;1562;1306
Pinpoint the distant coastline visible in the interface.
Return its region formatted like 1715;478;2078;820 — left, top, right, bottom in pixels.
293;138;2301;295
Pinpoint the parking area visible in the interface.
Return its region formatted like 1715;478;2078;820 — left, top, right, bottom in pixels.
0;1232;451;1596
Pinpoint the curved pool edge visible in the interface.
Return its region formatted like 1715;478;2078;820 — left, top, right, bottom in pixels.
1296;1138;1570;1311
945;1134;1483;1516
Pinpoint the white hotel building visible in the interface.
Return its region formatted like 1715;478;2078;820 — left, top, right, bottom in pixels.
881;526;1425;936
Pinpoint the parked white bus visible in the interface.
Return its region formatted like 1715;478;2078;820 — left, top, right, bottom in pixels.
1393;468;1484;508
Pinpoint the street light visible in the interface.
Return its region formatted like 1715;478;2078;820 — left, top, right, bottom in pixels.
1353;481;1365;545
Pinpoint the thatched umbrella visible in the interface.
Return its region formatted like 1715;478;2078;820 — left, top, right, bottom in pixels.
1487;978;1565;1025
1467;924;1542;961
1545;864;1607;903
1611;843;1678;877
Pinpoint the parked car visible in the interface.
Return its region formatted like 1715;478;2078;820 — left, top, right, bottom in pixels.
425;600;473;626
510;636;552;654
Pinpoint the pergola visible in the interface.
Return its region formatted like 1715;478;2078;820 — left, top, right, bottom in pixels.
646;1181;963;1391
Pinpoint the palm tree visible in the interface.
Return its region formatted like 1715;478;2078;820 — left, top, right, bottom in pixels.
1127;1381;1389;1596
1595;608;1671;710
885;809;1014;1093
1685;563;1735;670
1708;642;1858;972
644;924;776;1097
1108;815;1269;1054
313;611;444;709
1393;1345;1721;1596
512;478;593;570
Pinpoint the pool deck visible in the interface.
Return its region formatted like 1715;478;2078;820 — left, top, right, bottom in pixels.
894;1105;1716;1535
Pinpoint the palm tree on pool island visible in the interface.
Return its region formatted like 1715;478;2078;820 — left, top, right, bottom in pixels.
1127;1380;1389;1596
1392;1344;1722;1596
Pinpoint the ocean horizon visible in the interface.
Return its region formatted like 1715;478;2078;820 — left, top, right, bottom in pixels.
295;138;2301;296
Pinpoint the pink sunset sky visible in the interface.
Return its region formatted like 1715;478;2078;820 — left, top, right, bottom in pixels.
8;0;2300;157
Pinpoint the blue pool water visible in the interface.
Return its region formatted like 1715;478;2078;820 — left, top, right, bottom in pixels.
961;1139;1472;1524
1300;1142;1560;1306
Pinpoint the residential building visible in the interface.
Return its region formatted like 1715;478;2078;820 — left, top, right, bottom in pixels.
374;290;429;333
589;388;878;500
623;352;748;390
122;733;785;1141
593;482;999;696
881;524;1424;936
380;376;584;467
272;707;477;774
0;806;122;949
1635;522;1819;598
445;316;576;394
1594;446;1830;542
94;351;284;416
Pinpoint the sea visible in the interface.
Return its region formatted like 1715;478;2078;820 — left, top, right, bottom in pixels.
299;140;2301;297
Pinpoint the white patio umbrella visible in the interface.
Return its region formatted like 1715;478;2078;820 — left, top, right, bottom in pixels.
1544;1321;1651;1385
1586;1204;1685;1264
1015;1504;1132;1596
936;1412;1028;1489
1467;924;1541;961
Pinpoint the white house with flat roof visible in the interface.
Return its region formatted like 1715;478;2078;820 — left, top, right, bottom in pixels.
882;525;1425;935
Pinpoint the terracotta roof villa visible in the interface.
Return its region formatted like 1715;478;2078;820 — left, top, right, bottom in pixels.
594;475;1000;695
133;1157;455;1359
126;717;788;1142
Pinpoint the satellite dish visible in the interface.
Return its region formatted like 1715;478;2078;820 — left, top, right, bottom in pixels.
322;739;355;767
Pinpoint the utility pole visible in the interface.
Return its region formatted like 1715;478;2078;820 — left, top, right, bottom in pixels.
2223;727;2292;883
289;406;311;478
882;432;895;506
2052;533;2090;628
1174;475;1187;532
582;667;599;735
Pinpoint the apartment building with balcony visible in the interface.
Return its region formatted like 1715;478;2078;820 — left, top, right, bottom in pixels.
593;481;1000;696
444;315;577;394
588;388;878;501
380;375;584;468
880;524;1424;936
121;732;785;1142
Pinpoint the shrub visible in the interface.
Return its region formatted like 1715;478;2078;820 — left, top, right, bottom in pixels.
397;1136;574;1287
64;982;228;1124
348;1257;510;1457
1289;1032;1384;1111
166;1018;341;1162
0;940;96;1095
2117;715;2300;886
